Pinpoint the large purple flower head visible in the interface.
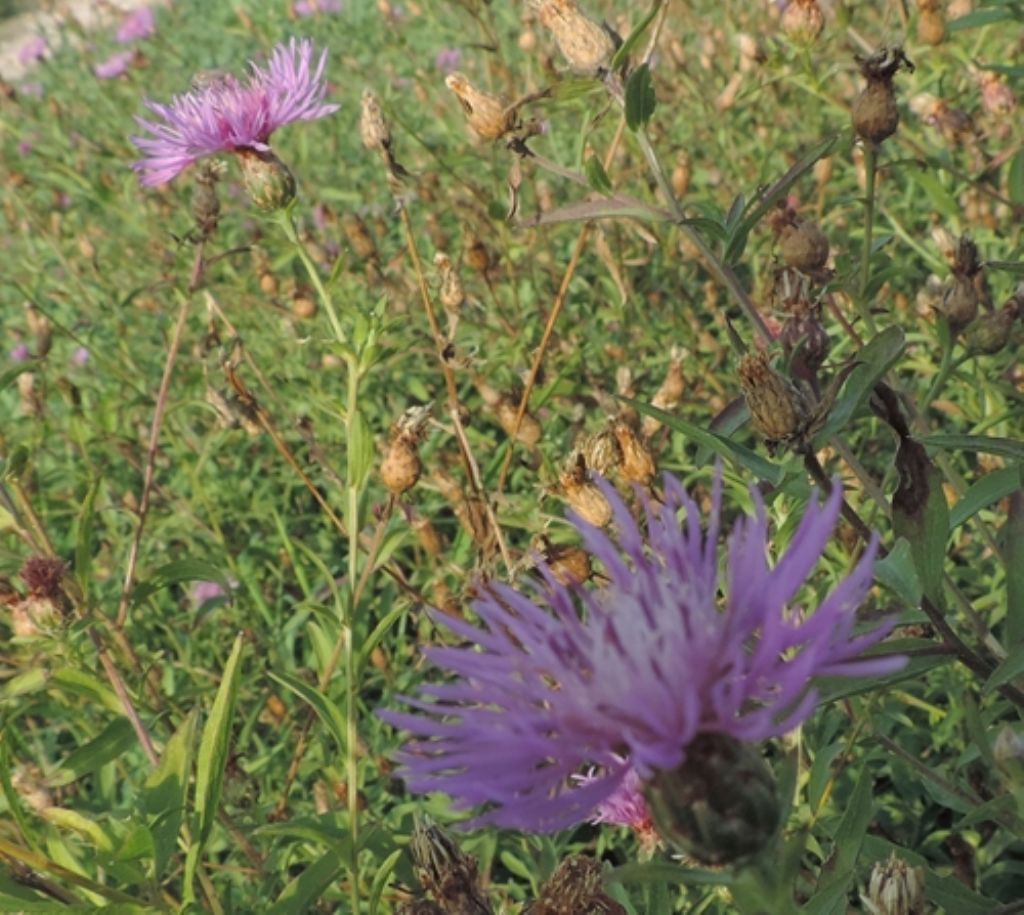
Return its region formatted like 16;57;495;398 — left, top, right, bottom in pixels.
131;37;338;187
383;474;904;835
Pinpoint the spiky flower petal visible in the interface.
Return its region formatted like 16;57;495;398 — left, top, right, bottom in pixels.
383;474;904;833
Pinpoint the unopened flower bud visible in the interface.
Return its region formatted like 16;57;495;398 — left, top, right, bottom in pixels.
533;855;605;912
543;542;593;586
380;406;431;495
942;236;983;333
643;733;779;865
238;149;296;210
862;852;925;915
445;72;516;141
964;298;1018;355
560;455;613;528
530;0;616;76
671;151;692;198
782;0;825;43
738;351;811;452
495;396;542;446
780;219;830;273
916;0;946;45
852;47;913;145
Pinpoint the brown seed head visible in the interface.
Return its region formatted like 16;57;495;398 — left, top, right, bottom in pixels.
341;212;378;262
781;0;825;43
916;1;947;45
359;88;392;153
533;854;605;914
862;852;925;915
560;454;613;527
779;219;830;273
643;347;687;439
541;541;593;586
852;47;913;145
612;419;656;487
530;0;616;76
434;252;465;314
964;297;1019;356
738;351;811;451
409;818;491;912
495;396;542;446
445;72;516;141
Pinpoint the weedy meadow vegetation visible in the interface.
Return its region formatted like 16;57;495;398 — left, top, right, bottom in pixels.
0;0;1023;912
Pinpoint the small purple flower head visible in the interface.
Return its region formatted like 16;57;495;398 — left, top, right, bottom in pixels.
434;47;462;74
294;0;343;15
574;759;652;831
190;579;229;606
116;7;156;44
71;346;90;367
18;36;48;67
95;50;135;80
9;344;31;363
382;474;904;833
130;37;339;187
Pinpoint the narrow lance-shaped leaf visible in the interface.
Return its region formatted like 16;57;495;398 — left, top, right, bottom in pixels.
892;438;948;605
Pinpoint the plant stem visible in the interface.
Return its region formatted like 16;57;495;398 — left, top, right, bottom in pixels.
278;209;347;347
857;143;880;335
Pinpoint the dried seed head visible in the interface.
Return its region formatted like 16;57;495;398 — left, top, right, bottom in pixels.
25;305;51;357
670;151;692;198
360;88;391;153
533;854;605;913
445;72;516;140
781;0;825;43
852;47;913;145
342;212;378;261
540;540;593;586
237;149;296;211
861;852;926;915
495;396;542;446
20;556;67;602
779;219;830;273
612;419;656;487
434;251;465;319
559;454;613;527
464;235;491;274
412;515;445;558
643;347;687;439
380;406;431;495
738;350;812;452
780;301;831;378
581;428;622;477
916;1;946;45
409;817;491;912
530;0;616;76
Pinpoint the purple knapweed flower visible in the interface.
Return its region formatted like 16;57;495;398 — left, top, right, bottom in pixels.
71;346;90;367
18;36;48;67
95;50;135;80
190;579;230;606
434;47;462;74
294;0;343;16
130;37;338;187
9;344;31;363
382;474;904;833
116;6;156;43
574;759;653;830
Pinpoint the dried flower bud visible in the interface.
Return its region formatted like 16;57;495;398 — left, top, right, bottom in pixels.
581;428;622;477
642;348;686;439
644;733;779;865
25;305;52;357
670;151;691;198
531;855;605;914
916;0;946;45
612;419;656;487
559;454;613;527
409;817;492;914
238;149;296;211
942;236;983;333
861;852;926;915
380;406;431;495
852;47;914;145
464;236;491;274
412;515;445;558
542;541;593;586
360;88;391;154
738;350;812;453
342;212;378;262
964;297;1019;355
530;0;616;76
495;396;542;446
445;72;516;141
781;301;831;378
780;219;830;273
781;0;825;43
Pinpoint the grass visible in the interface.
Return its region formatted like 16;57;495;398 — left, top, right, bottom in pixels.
1;0;1023;911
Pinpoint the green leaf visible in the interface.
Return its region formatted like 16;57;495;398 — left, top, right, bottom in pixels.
73;478;101;596
41;808;115;855
607;861;733;886
347;407;374;491
949;465;1022;531
610;0;661;70
268;671;347;754
368;849;403;915
892;439;949;604
0;361;38;395
873;537;923;609
624;63;656;130
624;397;785;485
919;434;1024;462
948;7;1018;30
802;764;874;913
985;259;1024;276
193;635;244;847
584;155;613;194
49;718;137;788
130;559;233;608
983;641;1024;694
49;669;123;716
266;850;345;915
141;711;196;878
816;326;905;440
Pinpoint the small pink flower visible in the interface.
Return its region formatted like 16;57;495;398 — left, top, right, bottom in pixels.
295;0;343;15
116;7;156;44
18;36;48;67
95;50;136;80
9;344;31;363
191;580;227;606
18;82;45;99
434;47;462;74
71;347;90;367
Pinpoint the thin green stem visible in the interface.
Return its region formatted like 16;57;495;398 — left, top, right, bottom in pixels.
857;144;880;335
344;354;361;913
278;209;347;347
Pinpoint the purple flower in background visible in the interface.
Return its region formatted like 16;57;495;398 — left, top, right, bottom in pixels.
18;82;45;99
434;47;462;74
294;0;343;15
383;474;904;833
190;579;227;606
18;36;48;67
95;50;135;80
71;346;90;367
131;37;338;186
574;760;653;831
116;6;156;43
9;344;31;363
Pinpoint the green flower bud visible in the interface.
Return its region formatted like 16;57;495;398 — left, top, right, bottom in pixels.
238;149;296;211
